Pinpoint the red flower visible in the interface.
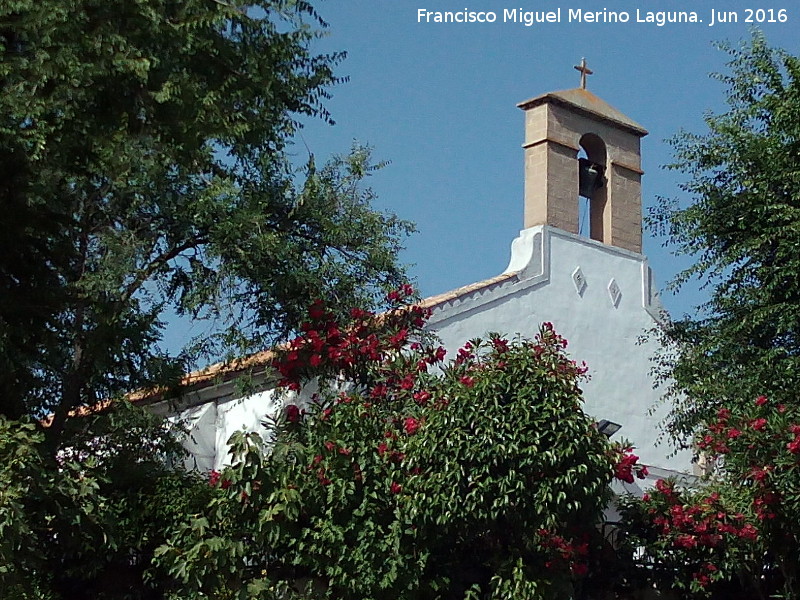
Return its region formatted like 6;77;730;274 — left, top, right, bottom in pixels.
491;337;509;353
726;428;742;439
390;481;402;494
400;374;415;390
389;329;408;348
571;562;588;576
308;300;326;321
429;346;447;363
750;417;767;431
755;395;768;406
404;417;420;435
738;523;758;540
377;442;388;456
460;375;475;388
413;390;431;405
285;404;301;423
208;470;221;487
693;573;710;588
614;448;640;484
674;534;698;549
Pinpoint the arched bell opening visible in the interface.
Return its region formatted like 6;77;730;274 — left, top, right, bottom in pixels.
578;133;608;243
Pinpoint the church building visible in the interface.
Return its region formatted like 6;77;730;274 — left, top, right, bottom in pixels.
149;65;695;487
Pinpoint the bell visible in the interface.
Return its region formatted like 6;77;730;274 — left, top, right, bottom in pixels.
578;158;604;199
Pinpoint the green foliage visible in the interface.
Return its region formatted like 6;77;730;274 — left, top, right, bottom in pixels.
618;480;761;598
618;393;800;599
156;297;620;600
0;0;411;439
648;32;800;443
0;406;211;599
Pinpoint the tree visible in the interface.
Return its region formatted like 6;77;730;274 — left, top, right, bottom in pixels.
0;407;212;599
611;33;800;600
0;0;411;443
155;290;645;599
648;32;800;444
0;0;411;595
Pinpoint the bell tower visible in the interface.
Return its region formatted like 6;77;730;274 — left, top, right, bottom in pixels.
517;61;648;253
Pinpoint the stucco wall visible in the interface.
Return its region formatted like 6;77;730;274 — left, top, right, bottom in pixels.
427;225;691;473
161;225;692;476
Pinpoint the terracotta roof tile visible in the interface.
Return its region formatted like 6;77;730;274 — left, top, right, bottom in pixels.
127;270;520;403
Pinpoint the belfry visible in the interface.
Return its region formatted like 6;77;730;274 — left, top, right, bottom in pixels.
517;60;648;252
152;62;693;483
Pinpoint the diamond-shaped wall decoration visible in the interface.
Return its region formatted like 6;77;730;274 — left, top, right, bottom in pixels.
571;267;587;296
608;278;621;307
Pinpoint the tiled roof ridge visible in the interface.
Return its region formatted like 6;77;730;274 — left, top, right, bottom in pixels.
130;270;521;402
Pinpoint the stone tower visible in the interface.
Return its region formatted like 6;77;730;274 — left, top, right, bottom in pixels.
517;88;648;253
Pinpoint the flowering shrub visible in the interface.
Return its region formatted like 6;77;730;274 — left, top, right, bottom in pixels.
618;393;800;598
613;447;649;484
156;289;632;599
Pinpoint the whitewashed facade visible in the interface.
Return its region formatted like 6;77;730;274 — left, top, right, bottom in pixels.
150;86;695;484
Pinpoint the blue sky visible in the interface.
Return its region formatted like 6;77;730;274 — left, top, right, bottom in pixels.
293;0;797;319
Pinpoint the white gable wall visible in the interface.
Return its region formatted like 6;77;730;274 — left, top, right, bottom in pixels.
153;225;692;476
427;225;691;472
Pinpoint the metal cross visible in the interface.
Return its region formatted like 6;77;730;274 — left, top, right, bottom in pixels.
574;58;593;89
